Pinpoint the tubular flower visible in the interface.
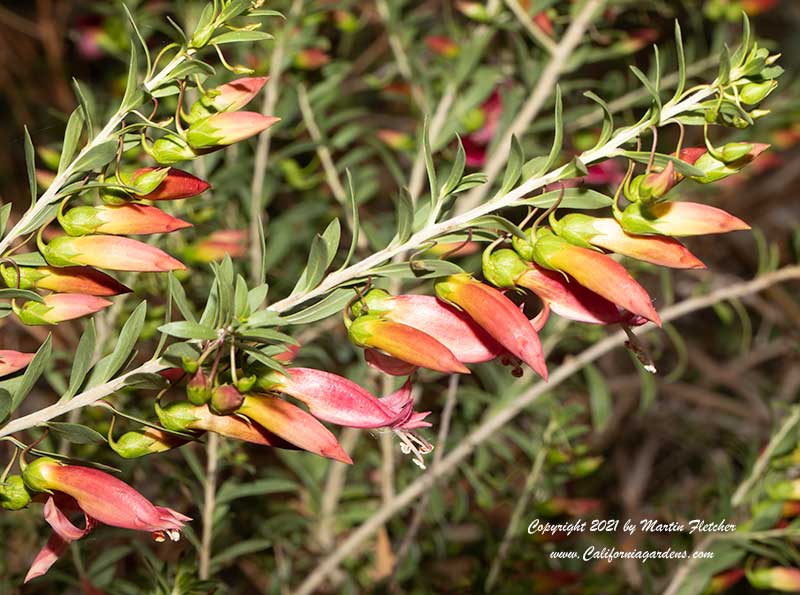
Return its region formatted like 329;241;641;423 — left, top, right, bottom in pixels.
130;167;210;200
551;214;705;269
155;400;298;452
704;568;745;594
16;294;112;325
238;395;352;463
23;457;190;581
619;201;750;237
351;289;503;364
42;235;185;272
513;229;661;325
348;314;470;374
483;248;644;326
183;229;247;263
60;204;191;236
434;273;548;378
0;350;34;377
1;264;130;296
688;143;770;184
187;76;268;122
746;566;800;592
365;349;420;376
258;369;433;467
185;112;279;150
627;161;678;201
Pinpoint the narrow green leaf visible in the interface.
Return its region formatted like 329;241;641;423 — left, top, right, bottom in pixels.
585;363;612;432
72;79;94;138
541;86;563;174
423;117;438;205
620;151;704;178
0;203;10;236
92;302;147;385
371;259;464;279
73;139;118;172
441;137;467;197
121;2;151;74
120;43;143;111
59;108;85;174
23;127;37;205
168;273;196;323
672;21;686;101
499;135;523;193
0;390;11;423
217;477;297;504
0;289;44;303
159;321;218;341
8;252;47;267
290;219;340;296
209;31;274;45
339;170;360;270
11;335;52;412
512;188;613;210
247;284;269;314
46;422;106;444
234;274;249;319
583;92;614;149
64;319;96;399
717;45;731;87
395;190;414;243
630;65;662;115
210;539;272;570
280;288;353;325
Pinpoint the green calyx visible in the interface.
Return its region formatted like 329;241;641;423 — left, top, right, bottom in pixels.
255;370;286;393
130;168;171;195
0;265;42;290
528;228;568;271
0;475;32;510
433;273;472;309
210;384;244;415
59;206;104;236
510;228;536;262
346;314;383;348
155;400;201;432
550;213;600;250
15;301;55;326
618;202;661;235
146;135;199;165
481;247;528;288
719;142;754;164
235;374;257;394
740;80;777;105
21;456;59;493
109;430;175;459
349;288;392;318
41;236;83;268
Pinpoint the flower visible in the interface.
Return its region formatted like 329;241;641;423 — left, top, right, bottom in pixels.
704;568;744;594
351;289;503;364
59;204;191;236
425;36;459;57
130;167;210;200
186;112;280;149
23;457;190;581
187;76;268;122
434;273;548;378
347;314;470;374
16;294;112;325
183;229;248;263
237;395;353;463
746;566;800;592
294;48;330;70
551;214;705;269
42;235;185;272
1;265;130;296
619;201;750;237
0;350;34;377
513;229;661;325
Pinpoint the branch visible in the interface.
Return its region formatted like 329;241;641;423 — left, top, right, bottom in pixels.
288;265;800;595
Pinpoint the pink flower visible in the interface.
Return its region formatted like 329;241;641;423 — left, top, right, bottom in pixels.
16;294;112;325
42;235;185;272
23;458;190;581
0;350;34;377
59;204;191;236
186;112;280;149
0;265;130;296
130;167;210;201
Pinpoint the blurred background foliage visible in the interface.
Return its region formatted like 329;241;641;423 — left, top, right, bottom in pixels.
0;0;799;593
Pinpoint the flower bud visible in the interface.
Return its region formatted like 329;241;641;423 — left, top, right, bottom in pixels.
1;265;130;296
187;77;268;123
146;135;201;165
294;48;330;70
185;112;279;150
626;161;677;202
42;235;185;272
235;374;257;393
110;427;188;458
481;247;530;288
60;204;191;236
210;384;244;415
155;400;201;432
425;36;459;58
740;80;777;105
0;475;32;510
703;568;744;594
0;350;35;378
186;369;210;406
131;167;210;201
16;294;112;325
619;201;750;237
183;229;247;263
747;566;800;591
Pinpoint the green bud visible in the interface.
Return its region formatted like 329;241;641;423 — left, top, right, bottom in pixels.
256;370;284;392
181;356;199;374
41;236;83;267
155;400;200;432
741;80;777;105
0;475;32;510
235;374;257;393
570;456;603;478
481;248;528;288
210;384;244;415
186;369;210;406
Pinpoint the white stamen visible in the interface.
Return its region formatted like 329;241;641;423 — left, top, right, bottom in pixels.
394;430;434;470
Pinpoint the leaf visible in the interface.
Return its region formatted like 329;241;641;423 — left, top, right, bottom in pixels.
395;189;414;243
209;31;274;45
585;363;612;432
64;319;96;400
619;151;704;178
280;288;353;325
24;126;37;205
210;539;273;570
73;140;118;172
168;273;196;323
441;137;466;197
11;334;52;412
499;135;523;193
717;45;731;87
91;302;146;385
630;65;662;117
169;59;216;80
59;108;85;174
541;85;563;174
72;79;94;138
290;219;340;296
339;170;359;270
234;274;249;320
583;92;614;149
121;2;151;74
9;252;47;267
159;321;218;341
0;289;44;303
672;21;686;102
0;203;11;236
453;172;487;193
513;188;613;210
120;43;143;111
0;390;11;423
46;422;106;444
217;477;297;504
371;259;464;280
237;328;297;344
246;284;269;315
422;117;438;203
